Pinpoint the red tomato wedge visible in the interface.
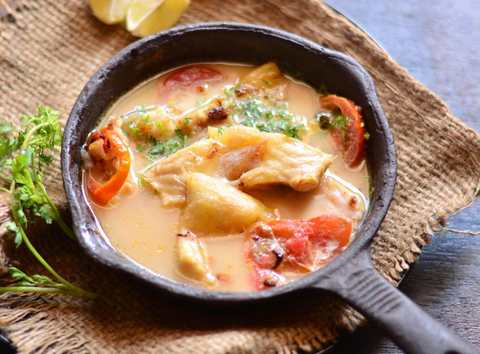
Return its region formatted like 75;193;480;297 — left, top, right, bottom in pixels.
270;216;352;249
86;128;131;206
319;95;366;167
247;216;353;290
269;219;311;239
162;65;223;91
309;215;352;247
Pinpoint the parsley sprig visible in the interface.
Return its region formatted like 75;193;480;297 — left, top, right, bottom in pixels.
0;107;95;299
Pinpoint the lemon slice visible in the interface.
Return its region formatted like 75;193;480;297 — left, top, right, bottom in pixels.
89;0;132;24
126;0;190;37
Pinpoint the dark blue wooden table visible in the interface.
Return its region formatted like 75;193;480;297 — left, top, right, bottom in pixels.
325;1;480;353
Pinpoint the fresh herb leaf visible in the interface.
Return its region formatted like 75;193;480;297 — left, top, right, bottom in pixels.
283;124;303;139
315;111;349;137
0;266;87;297
0;122;17;170
10;146;57;228
5;221;22;248
8;267;56;287
19;106;62;164
0;106;95;299
183;117;191;126
148;129;187;158
331;114;349;130
223;82;244;98
155;120;165;131
227;97;304;139
0;121;13;135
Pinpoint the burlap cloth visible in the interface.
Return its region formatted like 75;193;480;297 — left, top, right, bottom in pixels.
0;0;479;353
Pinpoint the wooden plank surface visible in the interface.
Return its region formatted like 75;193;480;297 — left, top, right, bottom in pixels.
326;1;480;352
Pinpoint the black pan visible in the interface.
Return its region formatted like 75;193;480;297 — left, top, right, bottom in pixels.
62;23;478;354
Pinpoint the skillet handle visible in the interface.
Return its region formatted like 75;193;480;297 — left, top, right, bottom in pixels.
323;252;478;354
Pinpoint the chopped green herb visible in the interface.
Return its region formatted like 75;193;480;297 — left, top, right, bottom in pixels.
122;120;142;139
223;85;235;98
331;114;349;130
315;111;349;136
155;120;165;131
283;124;303;139
217;127;225;135
122;110;170;141
136;143;148;152
226;97;304;139
364;132;370;140
141;114;152;124
148;129;187;158
183;117;192;126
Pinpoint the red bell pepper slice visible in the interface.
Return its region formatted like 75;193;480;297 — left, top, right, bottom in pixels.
86;127;131;206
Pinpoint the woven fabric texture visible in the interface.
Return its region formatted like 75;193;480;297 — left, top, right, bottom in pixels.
0;0;479;353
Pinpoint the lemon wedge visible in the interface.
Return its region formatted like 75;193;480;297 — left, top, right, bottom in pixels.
89;0;132;24
126;0;190;37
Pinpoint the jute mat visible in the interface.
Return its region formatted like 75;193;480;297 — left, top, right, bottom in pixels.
0;1;479;353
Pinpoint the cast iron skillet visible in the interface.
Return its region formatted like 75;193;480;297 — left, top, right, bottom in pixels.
62;23;477;354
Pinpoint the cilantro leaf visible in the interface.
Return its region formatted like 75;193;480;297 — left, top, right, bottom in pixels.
5;221;22;248
0;121;13;135
0;106;95;299
0;122;18;171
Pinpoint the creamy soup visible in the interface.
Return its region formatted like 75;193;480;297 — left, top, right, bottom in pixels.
82;63;369;291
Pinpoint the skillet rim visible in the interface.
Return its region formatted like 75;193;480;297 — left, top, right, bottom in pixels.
62;22;397;303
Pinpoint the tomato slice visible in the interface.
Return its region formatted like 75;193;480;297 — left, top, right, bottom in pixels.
246;215;353;290
309;215;352;248
86;128;131;206
269;219;310;239
162;65;223;91
270;216;352;250
319;95;366;167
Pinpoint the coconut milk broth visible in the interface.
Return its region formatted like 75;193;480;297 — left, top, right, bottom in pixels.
86;63;369;291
